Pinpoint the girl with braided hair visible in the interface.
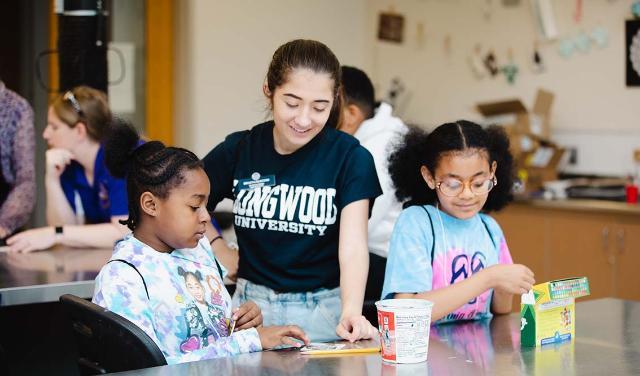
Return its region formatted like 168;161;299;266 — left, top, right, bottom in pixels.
92;121;309;364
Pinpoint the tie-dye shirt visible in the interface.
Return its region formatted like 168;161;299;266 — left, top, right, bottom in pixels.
93;234;262;364
381;205;513;324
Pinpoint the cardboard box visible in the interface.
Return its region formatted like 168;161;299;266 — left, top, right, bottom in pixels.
521;142;566;192
476;89;554;139
477;89;560;192
520;277;590;347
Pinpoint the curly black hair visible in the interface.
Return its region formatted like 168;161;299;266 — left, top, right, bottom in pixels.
388;120;514;212
104;120;203;230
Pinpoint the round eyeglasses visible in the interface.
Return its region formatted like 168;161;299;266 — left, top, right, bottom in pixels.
435;177;497;197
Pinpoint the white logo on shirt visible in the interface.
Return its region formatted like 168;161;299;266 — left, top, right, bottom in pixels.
231;181;337;236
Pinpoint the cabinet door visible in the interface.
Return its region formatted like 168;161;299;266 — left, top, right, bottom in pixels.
494;205;549;312
614;218;640;301
494;205;548;281
547;211;615;300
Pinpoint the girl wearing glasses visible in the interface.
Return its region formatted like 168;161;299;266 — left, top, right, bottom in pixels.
381;121;535;323
7;86;130;252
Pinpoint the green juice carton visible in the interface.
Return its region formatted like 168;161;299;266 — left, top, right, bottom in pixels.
520;277;590;347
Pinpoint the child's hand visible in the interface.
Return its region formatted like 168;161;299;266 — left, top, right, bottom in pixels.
256;325;310;349
232;301;263;330
485;264;535;295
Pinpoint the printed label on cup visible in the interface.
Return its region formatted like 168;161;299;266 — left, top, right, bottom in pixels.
375;299;433;363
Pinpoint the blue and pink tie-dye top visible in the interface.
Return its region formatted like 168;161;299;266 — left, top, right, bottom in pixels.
92;233;262;364
381;205;513;324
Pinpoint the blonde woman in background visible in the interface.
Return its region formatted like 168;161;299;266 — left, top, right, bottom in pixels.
7;86;130;252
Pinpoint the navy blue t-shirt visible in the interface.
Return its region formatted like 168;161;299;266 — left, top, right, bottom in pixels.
60;144;128;224
203;121;382;292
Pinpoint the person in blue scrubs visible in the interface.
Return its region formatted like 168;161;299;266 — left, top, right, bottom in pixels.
7;86;130;252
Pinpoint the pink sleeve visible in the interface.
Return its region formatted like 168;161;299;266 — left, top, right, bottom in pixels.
498;239;513;265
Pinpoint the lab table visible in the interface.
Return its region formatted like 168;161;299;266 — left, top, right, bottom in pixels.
112;298;640;375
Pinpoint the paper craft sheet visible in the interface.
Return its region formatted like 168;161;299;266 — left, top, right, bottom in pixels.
300;342;380;355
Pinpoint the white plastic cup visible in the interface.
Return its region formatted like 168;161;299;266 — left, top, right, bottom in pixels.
375;299;434;363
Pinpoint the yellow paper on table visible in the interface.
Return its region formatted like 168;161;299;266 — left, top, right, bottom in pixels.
520;277;590;347
300;342;380;355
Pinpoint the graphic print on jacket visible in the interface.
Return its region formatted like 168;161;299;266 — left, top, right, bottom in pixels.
178;267;228;353
93;235;262;364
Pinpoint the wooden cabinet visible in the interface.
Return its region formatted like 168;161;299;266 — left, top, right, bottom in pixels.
493;201;640;310
546;211;616;300
614;218;640;300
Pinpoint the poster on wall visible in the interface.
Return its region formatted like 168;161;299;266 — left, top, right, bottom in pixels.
626;19;640;87
378;13;404;43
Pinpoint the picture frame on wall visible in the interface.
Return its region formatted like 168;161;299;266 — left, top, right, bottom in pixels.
626;19;640;87
378;12;404;43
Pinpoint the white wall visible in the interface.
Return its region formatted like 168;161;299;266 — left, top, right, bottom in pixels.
366;0;640;176
174;0;370;157
174;0;639;176
367;0;640;130
553;129;640;176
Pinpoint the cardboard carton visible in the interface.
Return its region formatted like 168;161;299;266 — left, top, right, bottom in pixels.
476;89;554;139
520;277;590;347
477;89;561;192
521;141;566;192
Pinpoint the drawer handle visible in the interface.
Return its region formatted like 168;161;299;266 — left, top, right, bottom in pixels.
602;227;609;250
616;228;625;253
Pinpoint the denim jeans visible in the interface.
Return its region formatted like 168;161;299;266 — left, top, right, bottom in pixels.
232;278;342;342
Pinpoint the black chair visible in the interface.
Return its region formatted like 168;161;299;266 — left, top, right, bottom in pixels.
59;294;167;375
0;344;8;376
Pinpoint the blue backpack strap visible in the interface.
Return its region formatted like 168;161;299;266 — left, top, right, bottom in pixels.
207;239;226;280
213;256;224;280
107;259;149;300
479;215;499;251
419;205;436;266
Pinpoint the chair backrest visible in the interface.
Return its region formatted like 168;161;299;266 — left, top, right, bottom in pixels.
59;294;167;375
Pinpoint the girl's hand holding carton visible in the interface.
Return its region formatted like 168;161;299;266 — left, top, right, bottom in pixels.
482;264;535;295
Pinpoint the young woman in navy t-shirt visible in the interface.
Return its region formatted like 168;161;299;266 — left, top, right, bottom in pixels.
203;39;382;342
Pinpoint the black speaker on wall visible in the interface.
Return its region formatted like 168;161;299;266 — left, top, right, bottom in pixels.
57;0;108;94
